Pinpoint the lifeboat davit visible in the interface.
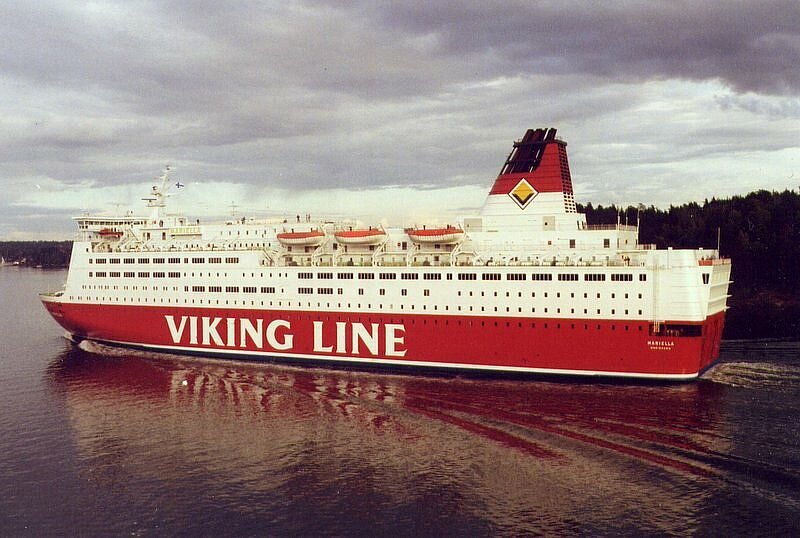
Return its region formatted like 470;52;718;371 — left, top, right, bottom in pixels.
334;227;387;245
276;229;325;247
407;225;464;244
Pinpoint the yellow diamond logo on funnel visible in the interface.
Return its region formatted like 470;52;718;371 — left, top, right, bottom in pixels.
509;178;537;209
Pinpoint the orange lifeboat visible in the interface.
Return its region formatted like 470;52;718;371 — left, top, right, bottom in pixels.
276;229;325;247
98;228;123;240
334;227;386;246
407;225;464;244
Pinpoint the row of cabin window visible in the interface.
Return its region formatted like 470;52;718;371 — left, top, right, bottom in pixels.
295;271;644;282
188;286;276;293
299;272;443;280
91;272;180;278
82;281;643;304
90;258;639;282
182;286;429;298
458;290;644;300
298;288;335;295
90;257;240;265
96;264;642;281
89;270;646;288
75;292;646;320
187;284;642;303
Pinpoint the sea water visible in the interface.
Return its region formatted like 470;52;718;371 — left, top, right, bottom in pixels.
1;268;798;535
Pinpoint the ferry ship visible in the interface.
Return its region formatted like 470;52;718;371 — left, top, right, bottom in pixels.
40;128;731;380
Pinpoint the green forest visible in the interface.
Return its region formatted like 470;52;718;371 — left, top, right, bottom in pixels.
2;188;798;339
0;241;72;268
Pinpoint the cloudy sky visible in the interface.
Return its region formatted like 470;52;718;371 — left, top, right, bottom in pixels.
2;0;798;239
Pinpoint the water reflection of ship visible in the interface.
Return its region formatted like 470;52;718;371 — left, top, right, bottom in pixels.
167;359;406;433
48;346;734;474
52;348;767;533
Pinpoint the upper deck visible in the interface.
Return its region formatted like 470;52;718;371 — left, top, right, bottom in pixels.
71;129;728;270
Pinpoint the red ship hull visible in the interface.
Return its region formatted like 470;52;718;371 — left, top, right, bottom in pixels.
42;299;725;380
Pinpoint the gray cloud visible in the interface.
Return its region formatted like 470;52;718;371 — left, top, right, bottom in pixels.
714;94;800;119
0;1;798;237
359;1;800;95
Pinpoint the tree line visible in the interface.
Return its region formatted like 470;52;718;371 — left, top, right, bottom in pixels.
0;241;72;268
2;188;798;338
